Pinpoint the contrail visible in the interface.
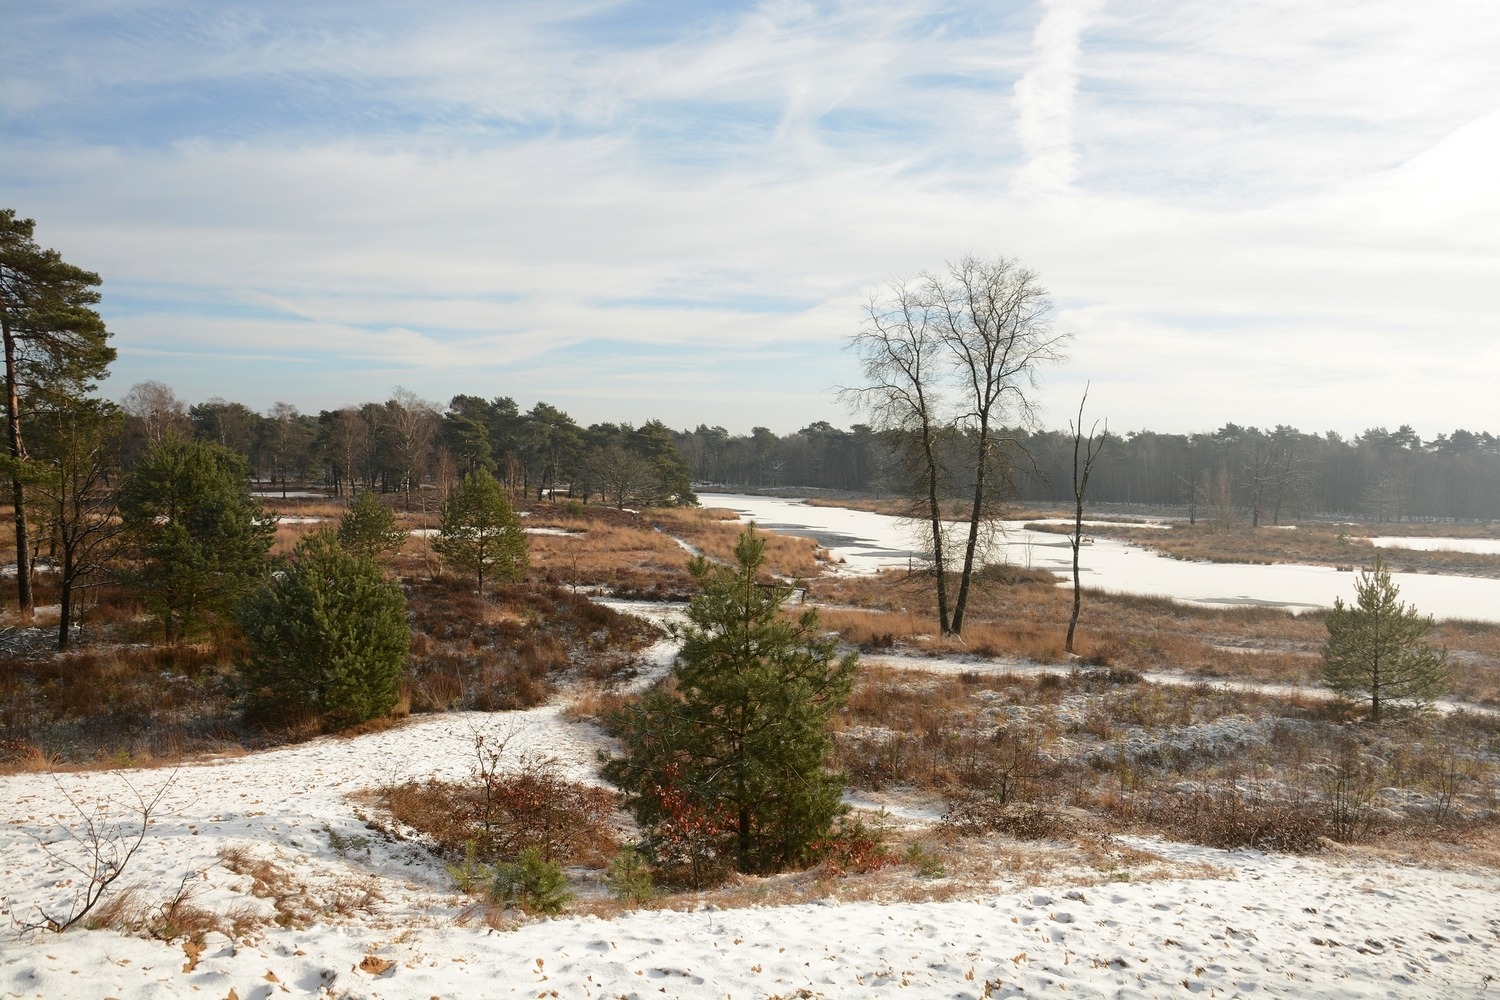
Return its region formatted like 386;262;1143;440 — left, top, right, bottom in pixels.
1013;0;1103;193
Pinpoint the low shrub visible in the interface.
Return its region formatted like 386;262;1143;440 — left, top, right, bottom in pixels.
382;732;619;869
811;815;892;877
487;847;572;915
942;795;1066;840
1154;789;1328;853
605;847;655;904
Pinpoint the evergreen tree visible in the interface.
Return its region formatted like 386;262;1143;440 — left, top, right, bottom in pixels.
632;419;697;505
0;209;115;614
237;531;409;730
336;489;408;562
605;526;858;874
1323;556;1448;721
435;469;526;594
118;437;276;642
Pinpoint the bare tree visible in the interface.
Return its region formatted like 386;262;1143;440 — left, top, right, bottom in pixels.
323;406;370;496
18;770;176;933
262;401;304;498
845;256;1067;636
386;386;438;510
120;380;190;446
842;277;955;633
932;255;1068;635
1066;386;1105;655
32;399;127;649
594;443;661;510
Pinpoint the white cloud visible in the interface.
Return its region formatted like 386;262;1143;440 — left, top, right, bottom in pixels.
5;0;1500;436
1012;0;1104;193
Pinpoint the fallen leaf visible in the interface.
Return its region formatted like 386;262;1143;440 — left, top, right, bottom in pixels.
359;955;395;976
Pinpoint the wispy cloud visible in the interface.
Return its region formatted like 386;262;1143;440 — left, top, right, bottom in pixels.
3;1;1499;435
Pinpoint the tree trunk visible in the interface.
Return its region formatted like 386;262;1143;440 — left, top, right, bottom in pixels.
2;313;32;615
1067;392;1103;653
919;423;950;634
949;450;988;636
56;545;74;650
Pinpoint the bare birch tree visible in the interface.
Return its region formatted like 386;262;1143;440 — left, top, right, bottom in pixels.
841;277;954;634
932;255;1067;635
845;255;1067;636
120;380;190;446
386;386;438;510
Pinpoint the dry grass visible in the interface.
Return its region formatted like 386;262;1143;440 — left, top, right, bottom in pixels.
829;652;1500;864
524;501;821;596
650;506;823;579
219;845;322;929
526;521;697;597
807;564;1500;697
403;576;660;714
0;640;244;773
561;685;636;724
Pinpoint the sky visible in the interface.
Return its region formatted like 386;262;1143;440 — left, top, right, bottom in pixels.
4;0;1498;439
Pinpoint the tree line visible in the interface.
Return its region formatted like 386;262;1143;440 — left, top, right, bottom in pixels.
673;421;1500;523
122;382;1499;525
122;383;696;511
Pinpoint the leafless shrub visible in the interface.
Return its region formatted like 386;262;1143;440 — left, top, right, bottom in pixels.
1312;733;1380;843
16;770;177;933
382;727;619;868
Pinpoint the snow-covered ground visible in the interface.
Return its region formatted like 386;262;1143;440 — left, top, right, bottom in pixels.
5;703;1500;999
6;535;1500;997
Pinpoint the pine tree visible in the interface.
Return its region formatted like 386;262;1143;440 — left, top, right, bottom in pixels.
118;437;276;642
1322;556;1448;721
0;209;116;615
336;489;408;562
605;525;858;874
237;531;409;730
435;469;526;594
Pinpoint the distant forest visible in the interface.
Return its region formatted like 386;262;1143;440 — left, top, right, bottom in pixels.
122;382;1499;523
677;421;1500;523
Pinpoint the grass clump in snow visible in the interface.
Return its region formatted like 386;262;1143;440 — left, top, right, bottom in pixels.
380;727;617;918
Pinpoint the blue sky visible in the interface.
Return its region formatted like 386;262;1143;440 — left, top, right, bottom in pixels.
4;0;1498;437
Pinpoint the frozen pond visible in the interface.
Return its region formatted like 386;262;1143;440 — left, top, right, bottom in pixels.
1370;536;1500;555
703;494;1500;624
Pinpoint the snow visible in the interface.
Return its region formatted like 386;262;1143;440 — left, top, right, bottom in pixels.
6;702;1500;998
6;556;1500;997
708;494;1500;623
1371;536;1500;555
1026;517;1174;530
408;527;578;539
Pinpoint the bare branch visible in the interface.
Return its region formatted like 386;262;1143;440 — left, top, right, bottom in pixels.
17;769;177;934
